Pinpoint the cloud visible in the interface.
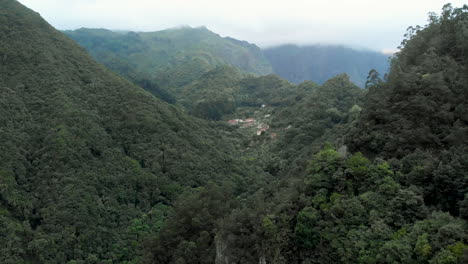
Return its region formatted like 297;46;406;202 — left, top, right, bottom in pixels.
18;0;467;51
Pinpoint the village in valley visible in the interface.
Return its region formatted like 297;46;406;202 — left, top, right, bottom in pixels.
226;104;278;139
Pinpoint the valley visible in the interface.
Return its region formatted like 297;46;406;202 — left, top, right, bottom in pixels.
1;1;467;264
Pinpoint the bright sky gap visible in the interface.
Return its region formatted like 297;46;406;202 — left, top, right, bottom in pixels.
18;0;466;53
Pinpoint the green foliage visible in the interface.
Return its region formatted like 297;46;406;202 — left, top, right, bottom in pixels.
306;145;346;195
177;66;314;120
0;1;265;263
64;26;272;91
429;241;468;264
142;184;237;264
211;140;466;264
143;5;468;264
347;4;468;215
294;207;320;248
346;153;371;178
266;73;365;177
2;2;468;264
415;233;432;259
447;242;468;258
308;144;343;174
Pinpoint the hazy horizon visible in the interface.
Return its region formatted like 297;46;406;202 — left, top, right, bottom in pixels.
18;0;466;53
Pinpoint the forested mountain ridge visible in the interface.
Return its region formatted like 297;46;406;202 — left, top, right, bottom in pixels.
63;27;391;125
141;73;366;264
265;73;365;177
2;1;468;264
0;1;266;263
347;3;468;216
64;27;390;100
63;27;273;90
263;44;390;87
177;66;314;120
143;4;468;264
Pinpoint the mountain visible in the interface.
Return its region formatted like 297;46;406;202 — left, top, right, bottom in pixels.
177;65;312;120
175;65;246;120
263;44;390;87
266;74;364;176
0;1;264;263
3;1;467;263
143;5;468;264
64;28;391;98
347;3;468;215
63;27;273;90
142;73;365;263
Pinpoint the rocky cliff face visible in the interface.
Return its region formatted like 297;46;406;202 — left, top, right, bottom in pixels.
215;234;231;264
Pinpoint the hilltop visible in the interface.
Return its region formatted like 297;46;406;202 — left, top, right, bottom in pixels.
1;1;467;263
65;28;390;92
64;27;272;90
0;1;263;262
144;5;468;264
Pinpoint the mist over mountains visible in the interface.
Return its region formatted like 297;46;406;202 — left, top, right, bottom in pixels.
263;44;390;86
64;27;390;88
2;1;467;263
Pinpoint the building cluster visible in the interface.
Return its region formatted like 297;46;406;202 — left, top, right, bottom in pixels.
227;118;271;136
227;118;256;126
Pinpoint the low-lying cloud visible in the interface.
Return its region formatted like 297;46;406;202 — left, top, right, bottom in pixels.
18;0;466;52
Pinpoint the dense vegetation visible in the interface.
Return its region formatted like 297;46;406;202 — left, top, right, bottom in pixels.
1;1;467;264
178;66;314;120
139;70;365;263
266;74;365;177
263;44;390;87
64;28;390;98
64;28;309;121
143;4;468;264
63;27;272;91
347;3;468;216
0;1;267;263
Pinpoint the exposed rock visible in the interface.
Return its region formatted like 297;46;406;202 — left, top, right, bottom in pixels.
215;233;230;264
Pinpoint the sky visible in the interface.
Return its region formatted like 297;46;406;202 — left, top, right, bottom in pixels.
18;0;466;53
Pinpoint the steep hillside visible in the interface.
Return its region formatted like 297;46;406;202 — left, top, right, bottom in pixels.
66;26;364;125
219;5;467;264
347;3;468;215
0;1;264;263
65;28;389;95
142;74;365;264
176;65;246;119
263;44;390;86
143;5;468;264
3;1;467;263
63;27;272;90
266;74;364;176
177;65;317;120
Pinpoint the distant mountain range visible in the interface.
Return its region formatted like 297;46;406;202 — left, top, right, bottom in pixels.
263;44;390;86
64;27;390;88
3;1;468;263
63;27;272;90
